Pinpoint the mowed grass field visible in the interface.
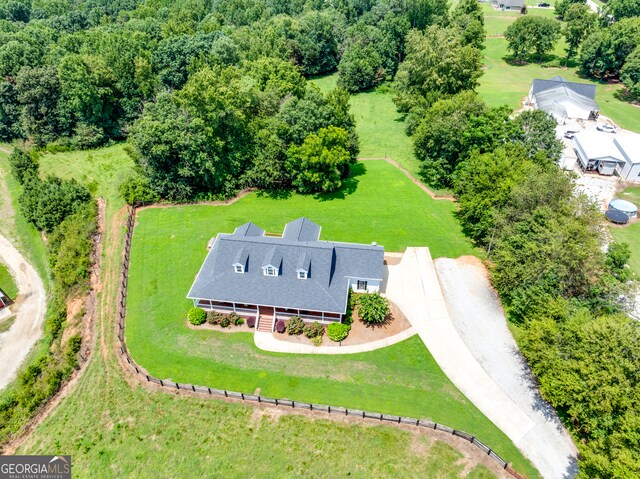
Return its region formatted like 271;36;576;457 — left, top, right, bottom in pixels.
610;186;640;275
0;261;17;299
10;146;536;477
124;161;538;476
312;74;421;178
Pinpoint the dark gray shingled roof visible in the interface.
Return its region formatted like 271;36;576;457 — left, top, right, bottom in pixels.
531;76;596;100
187;218;384;314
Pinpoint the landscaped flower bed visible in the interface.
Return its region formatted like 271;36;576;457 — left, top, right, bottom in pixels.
187;307;255;332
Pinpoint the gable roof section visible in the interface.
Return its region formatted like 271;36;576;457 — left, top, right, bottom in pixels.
187;218;384;314
233;222;265;237
614;135;640;166
574;132;624;163
282;217;321;242
531;76;597;101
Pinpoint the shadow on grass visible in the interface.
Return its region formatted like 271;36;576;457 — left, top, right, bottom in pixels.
313;162;366;201
502;53;578;69
614;88;640;106
256;188;293;200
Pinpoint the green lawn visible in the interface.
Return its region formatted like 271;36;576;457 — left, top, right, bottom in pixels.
10;147;531;477
0;261;17;299
610;186;640;275
124;161;538;476
312;74;421;179
37;144;135;221
19;349;500;479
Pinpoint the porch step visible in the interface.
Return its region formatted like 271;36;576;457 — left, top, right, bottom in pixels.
257;316;274;332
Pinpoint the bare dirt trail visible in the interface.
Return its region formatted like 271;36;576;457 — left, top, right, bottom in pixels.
0;234;46;390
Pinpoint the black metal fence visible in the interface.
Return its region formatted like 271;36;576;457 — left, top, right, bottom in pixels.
115;206;527;479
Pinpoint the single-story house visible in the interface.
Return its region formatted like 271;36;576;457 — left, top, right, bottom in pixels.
187;217;384;331
573;132;640;182
493;0;524;10
528;76;599;122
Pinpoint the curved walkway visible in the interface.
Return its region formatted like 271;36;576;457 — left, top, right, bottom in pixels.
385;248;577;479
0;234;46;391
254;327;416;354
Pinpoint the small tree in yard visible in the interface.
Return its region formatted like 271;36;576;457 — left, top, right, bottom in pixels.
327;323;351;342
358;292;390;324
188;307;206;325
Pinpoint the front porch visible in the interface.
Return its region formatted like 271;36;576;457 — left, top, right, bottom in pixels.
193;299;343;333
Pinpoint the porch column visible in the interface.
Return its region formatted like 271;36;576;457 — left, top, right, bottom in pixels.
233;302;236;312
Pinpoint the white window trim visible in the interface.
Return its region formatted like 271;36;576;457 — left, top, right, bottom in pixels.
263;266;278;277
234;264;244;273
298;270;308;279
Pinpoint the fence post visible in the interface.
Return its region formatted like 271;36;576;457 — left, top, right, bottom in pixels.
160;379;164;387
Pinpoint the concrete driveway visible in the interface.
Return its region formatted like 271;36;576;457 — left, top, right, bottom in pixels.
385;248;577;479
0;233;46;391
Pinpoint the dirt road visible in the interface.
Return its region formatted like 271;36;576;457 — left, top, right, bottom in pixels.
0;234;46;391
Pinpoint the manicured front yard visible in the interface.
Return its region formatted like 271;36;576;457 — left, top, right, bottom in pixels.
125;161;538;476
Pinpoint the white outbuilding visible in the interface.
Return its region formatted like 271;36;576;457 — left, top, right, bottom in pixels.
573;131;640;183
528;76;599;122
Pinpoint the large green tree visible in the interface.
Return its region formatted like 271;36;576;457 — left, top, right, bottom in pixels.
394;26;483;113
286;126;353;194
563;3;596;59
505;16;562;61
579;18;640;78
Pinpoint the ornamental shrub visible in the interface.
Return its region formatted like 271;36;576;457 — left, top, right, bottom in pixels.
358;292;389;324
275;319;286;333
188;307;206;325
246;316;256;328
304;321;324;339
311;335;323;347
327;323;350;342
286;316;305;335
228;312;242;325
220;316;231;328
206;310;223;325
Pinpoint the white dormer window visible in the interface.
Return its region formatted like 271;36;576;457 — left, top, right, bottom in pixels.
234;264;244;273
264;266;278;276
298;271;307;279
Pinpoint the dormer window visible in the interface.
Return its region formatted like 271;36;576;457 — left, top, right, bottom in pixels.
234;264;244;274
264;266;278;276
298;270;307;279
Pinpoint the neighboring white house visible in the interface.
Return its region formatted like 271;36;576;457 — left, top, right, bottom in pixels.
493;0;524;10
574;131;640;182
528;76;599;122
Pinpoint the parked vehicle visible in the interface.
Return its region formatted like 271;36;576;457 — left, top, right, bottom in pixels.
538;2;550;6
564;132;576;139
597;124;617;133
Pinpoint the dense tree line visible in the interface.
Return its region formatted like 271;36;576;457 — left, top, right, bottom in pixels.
395;7;640;472
0;0;470;200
